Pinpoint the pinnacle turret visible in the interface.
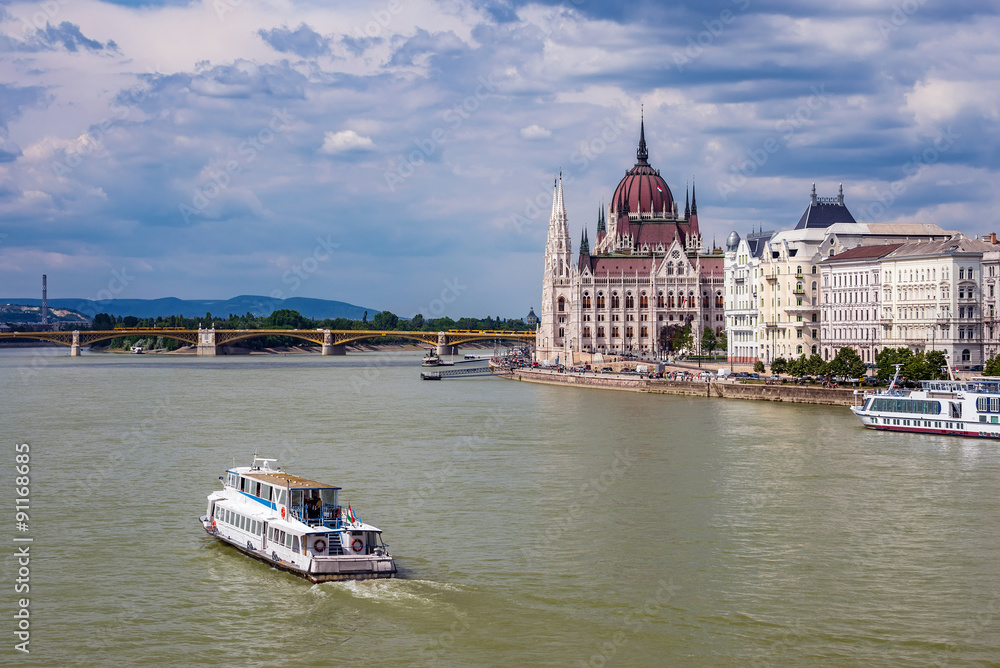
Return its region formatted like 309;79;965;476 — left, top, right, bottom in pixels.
636;108;648;164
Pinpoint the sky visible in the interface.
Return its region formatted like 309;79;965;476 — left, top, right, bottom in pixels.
1;0;998;319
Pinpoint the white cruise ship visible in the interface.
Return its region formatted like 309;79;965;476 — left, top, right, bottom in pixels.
200;456;396;581
851;367;1000;439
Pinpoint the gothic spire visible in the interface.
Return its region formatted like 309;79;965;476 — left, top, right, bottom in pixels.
684;184;690;219
691;180;698;215
636;106;648;164
580;228;589;256
597;203;605;232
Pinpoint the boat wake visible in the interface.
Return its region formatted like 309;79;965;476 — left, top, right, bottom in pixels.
321;578;466;610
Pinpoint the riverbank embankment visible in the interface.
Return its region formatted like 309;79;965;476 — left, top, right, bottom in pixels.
500;368;858;406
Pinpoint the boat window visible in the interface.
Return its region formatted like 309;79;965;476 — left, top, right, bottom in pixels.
276;489;286;506
292;535;300;553
266;485;273;501
320;489;337;505
291;490;304;508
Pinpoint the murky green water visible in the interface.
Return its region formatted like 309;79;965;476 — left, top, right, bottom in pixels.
1;348;998;666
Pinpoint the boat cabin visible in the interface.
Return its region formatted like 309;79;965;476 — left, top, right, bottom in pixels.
224;468;343;529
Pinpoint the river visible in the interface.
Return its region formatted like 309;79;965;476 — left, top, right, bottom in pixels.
1;348;998;666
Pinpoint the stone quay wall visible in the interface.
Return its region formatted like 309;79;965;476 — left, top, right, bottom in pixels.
499;369;858;406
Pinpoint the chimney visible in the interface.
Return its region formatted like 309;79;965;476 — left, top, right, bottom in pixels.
42;275;48;326
990;232;997;244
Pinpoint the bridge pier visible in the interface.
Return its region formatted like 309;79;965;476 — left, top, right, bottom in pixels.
197;327;217;356
436;332;459;357
321;330;346;355
69;330;81;356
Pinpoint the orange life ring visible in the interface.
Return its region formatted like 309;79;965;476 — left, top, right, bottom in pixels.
351;538;363;552
281;507;285;518
314;539;326;553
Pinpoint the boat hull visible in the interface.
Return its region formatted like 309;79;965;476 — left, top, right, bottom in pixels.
851;401;1000;439
202;520;396;583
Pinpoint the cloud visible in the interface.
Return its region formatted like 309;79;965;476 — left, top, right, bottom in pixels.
1;0;1000;317
6;21;119;53
320;130;375;154
520;124;551;140
258;24;331;58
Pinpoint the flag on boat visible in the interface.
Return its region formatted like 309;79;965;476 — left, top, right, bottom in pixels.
347;504;357;524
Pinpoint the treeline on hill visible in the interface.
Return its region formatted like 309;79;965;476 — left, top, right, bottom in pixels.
764;347;953;383
89;309;531;351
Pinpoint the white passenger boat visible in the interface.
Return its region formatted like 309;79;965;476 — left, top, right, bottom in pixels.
199;456;396;581
851;366;1000;439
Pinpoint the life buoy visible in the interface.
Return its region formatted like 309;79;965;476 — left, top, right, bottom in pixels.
351;538;363;552
280;507;285;518
314;539;326;553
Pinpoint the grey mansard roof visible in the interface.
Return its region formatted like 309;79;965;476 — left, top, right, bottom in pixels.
794;184;856;230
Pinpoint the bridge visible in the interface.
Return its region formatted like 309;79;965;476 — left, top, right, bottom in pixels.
0;328;535;356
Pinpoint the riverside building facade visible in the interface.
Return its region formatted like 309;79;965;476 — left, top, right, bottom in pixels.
724;185;957;365
537;118;725;363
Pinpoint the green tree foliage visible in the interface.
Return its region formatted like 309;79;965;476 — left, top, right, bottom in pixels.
670;324;692;353
92;313;115;330
266;309;309;329
827;346;866;378
770;357;788;374
410;313;425;330
701;327;716;354
805;353;826;375
876;347;913;381
716;331;727;354
371;311;399;330
985;354;1000;377
754;360;765;374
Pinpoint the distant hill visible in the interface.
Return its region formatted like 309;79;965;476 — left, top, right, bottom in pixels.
2;295;377;321
0;303;90;324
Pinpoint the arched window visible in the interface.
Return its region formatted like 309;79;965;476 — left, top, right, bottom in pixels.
812;281;817;291
611;293;620;309
557;297;565;313
667;262;674;275
596;293;605;309
625;293;635;309
657;292;664;308
811;345;817;354
639;292;648;309
668;292;675;308
962;348;971;362
582;293;591;309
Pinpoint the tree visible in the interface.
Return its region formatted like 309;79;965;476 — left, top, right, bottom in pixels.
92;313;115;330
771;357;788;374
266;309;308;329
876;347;913;381
827;346;866;378
410;313;425;330
701;327;717;355
754;360;765;374
805;353;826;376
716;331;728;355
670;324;692;353
985;354;1000;377
371;311;399;330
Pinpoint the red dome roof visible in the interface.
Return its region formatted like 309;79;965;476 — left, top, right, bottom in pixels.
612;118;674;215
613;164;674;215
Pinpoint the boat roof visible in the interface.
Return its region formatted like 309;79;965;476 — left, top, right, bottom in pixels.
239;469;341;490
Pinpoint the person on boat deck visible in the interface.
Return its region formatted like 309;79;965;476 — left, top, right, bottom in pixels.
306;495;321;519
